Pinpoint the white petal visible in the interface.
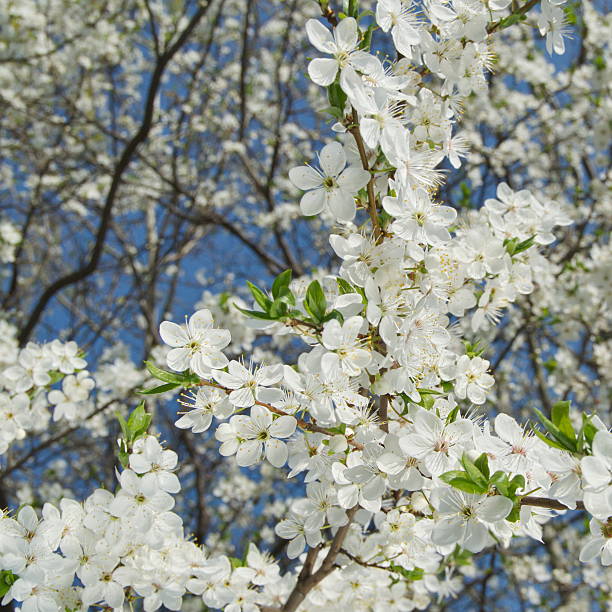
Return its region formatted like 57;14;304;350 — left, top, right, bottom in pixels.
269;415;297;438
328;189;356;221
157;471;181;494
287;535;305;559
495;413;523;444
334;17;358;50
463;522;490;553
265;439;288;467
581;456;610;489
308;58;338;86
305;19;336;53
236;440;262;466
250;404;273;429
229;387;255;408
300;189;326;216
189;309;213;332
593;431;612;461
337;167;370;193
359;118;381;148
377;452;405;475
432;518;462;546
479;496;513;523
579;537;603;563
319;142;346;177
289;166;323;190
166;347;190;372
337;485;359;508
159;321;188;347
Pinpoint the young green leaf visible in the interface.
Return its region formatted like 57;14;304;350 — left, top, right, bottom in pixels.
138;382;181;395
474;453;490;480
534;408;577;452
234;305;276;320
447;477;487;495
439;470;467;484
271;269;292;299
246;281;272;312
460;454;489;489
551;400;576;440
304;280;327;323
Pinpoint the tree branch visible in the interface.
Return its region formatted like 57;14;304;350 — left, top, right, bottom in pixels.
17;3;212;345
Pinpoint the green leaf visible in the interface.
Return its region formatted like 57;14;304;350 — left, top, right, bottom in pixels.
234;305;276;321
228;556;244;569
441;381;454;393
417;388;445;396
497;12;524;29
337;278;355;295
508;474;526;497
304;280;327;323
0;570;17;598
506;503;521;523
321;106;345;120
445;403;460;424
269;299;288;319
138;382;181;395
272;270;292;299
532;425;569;450
490;471;510;497
534;408;577;452
322;309;344;323
327;423;347;435
580;415;598;447
551;401;576;440
127;402;151;440
474;453;490;480
359;22;374;50
439;470;467;484
246;281;271;312
47;370;65;385
461;454;488;489
145;361;199;385
389;565;423;581
513;235;536;255
447;477;487;495
327;81;347;113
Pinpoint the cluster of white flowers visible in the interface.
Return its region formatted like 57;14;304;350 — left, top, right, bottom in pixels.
161;306;611;563
0;335;94;454
1;0;609;610
151;1;608;606
0;435;291;611
0;219;20;264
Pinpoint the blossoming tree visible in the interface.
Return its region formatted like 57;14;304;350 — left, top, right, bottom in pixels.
0;0;610;610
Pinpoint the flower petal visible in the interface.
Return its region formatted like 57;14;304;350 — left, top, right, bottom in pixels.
319;142;346;177
300;189;326;216
236;440;262;466
308;58;338;86
289;166;323;191
269;415;297;438
265;439;289;467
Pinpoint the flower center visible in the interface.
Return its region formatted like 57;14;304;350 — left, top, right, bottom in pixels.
323;176;337;190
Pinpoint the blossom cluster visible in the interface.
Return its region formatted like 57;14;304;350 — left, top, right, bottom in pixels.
0;0;609;610
0;435;291;611
0;331;94;455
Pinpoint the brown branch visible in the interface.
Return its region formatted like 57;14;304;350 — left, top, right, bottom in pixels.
279;505;358;612
197;380;364;449
348;117;382;241
487;0;541;34
520;496;586;512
